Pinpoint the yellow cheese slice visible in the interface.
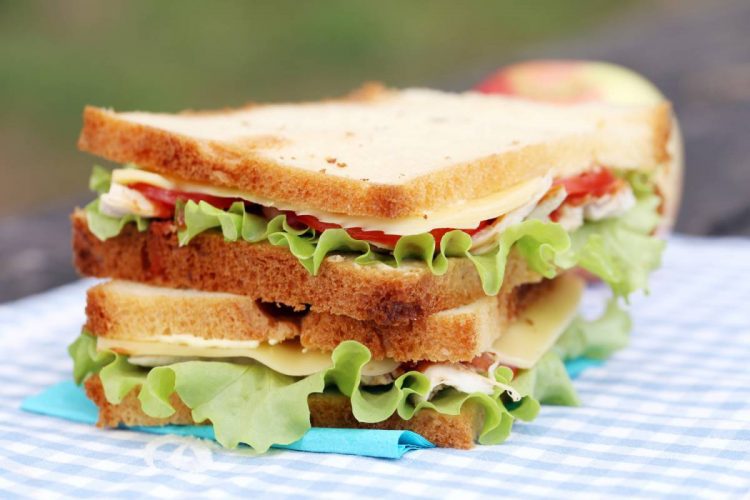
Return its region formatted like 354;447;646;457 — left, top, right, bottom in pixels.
97;336;399;378
491;273;584;369
111;168;551;234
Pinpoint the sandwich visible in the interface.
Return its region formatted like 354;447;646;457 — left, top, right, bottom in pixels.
68;83;677;451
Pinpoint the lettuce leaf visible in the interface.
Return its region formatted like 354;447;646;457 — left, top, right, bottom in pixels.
89;165;112;194
70;332;538;452
67;331;114;385
555;186;664;297
179;199;570;295
511;351;580;407
84;167;149;240
83;165;663;298
85;199;149;241
554;298;632;361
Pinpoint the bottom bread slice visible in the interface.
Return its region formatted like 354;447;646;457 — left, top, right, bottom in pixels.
84;374;481;449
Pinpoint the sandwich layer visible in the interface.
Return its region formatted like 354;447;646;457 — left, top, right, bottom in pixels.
85;277;554;363
86;280;301;344
73;210;541;325
78;85;671;218
84;375;481;448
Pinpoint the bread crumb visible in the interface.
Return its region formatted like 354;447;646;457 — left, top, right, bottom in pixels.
319;168;327;174
336;162;347;168
325;157;337;164
360;178;370;182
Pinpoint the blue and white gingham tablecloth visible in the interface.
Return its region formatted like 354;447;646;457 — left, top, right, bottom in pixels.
0;236;749;498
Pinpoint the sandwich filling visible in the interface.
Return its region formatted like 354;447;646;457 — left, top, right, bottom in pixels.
70;271;629;452
84;164;664;298
73;163;663;451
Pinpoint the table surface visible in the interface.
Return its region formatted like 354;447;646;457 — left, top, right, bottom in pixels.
1;236;749;498
1;0;750;303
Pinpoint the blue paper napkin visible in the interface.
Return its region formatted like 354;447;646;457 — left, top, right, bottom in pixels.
20;358;595;459
20;381;433;459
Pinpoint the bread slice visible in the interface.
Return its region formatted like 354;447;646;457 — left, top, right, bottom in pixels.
85;280;301;345
78;84;671;218
85;277;550;362
73;210;541;325
84;374;480;448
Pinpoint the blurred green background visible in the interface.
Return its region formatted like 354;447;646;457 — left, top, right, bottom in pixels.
2;0;750;301
1;0;631;216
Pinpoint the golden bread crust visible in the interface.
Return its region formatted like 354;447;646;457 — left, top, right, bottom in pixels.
84;375;479;449
85;281;301;344
72;210;540;325
84;276;552;362
77;87;672;218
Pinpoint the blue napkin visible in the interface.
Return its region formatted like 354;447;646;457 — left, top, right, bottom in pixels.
564;357;603;379
21;357;595;459
20;381;433;459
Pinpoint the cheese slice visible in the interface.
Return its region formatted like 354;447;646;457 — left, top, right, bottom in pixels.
111;168;551;234
97;336;399;377
491;273;584;369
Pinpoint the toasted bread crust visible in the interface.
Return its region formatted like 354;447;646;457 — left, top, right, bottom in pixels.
72;210;540;325
85;281;301;344
300;279;553;361
77;87;672;218
84;375;479;449
84;276;552;362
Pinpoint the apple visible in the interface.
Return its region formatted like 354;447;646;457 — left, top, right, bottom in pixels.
475;59;683;234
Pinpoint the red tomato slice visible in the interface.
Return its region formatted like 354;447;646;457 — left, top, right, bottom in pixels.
285;211;490;247
549;168;622;221
554;168;622;204
131;183;492;246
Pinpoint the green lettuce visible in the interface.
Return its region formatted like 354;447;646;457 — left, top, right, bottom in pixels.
511;351;580;407
555;185;664;297
83;166;664;298
84;167;149;240
85;199;149;241
68;331;114;385
70;332;538;452
178;199;570;295
509;298;633;407
554;298;632;361
89;165;112;194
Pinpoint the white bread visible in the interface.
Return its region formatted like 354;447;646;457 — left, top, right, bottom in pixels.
85;277;552;363
78;84;672;218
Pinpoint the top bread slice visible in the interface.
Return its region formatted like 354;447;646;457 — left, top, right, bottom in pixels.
78;84;672;218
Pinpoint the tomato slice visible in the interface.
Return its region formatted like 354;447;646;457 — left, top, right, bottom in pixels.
285;211;490;247
131;183;492;246
549;168;622;222
554;168;622;205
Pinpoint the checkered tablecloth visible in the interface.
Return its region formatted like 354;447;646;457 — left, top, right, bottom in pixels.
1;236;749;498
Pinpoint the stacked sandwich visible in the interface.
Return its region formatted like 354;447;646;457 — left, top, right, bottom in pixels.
69;84;677;451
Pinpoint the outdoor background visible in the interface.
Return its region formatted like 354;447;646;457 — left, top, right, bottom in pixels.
1;0;749;301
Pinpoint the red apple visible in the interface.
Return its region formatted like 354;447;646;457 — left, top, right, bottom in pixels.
475;60;664;104
476;60;683;234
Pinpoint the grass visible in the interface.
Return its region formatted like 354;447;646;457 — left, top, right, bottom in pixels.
0;0;633;215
